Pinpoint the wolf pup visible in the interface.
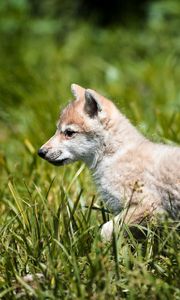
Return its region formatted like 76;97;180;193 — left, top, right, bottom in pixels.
38;84;180;240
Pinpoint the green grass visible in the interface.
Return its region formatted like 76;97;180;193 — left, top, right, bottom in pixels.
0;6;180;298
0;169;179;299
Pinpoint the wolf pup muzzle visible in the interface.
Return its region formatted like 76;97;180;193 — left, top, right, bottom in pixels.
38;148;48;159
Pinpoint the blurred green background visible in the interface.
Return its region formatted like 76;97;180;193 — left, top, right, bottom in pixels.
0;0;180;175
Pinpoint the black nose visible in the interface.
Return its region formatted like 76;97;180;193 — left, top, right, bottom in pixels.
38;148;47;158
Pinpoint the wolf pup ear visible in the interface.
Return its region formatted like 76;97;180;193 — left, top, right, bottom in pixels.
71;83;85;100
84;90;102;118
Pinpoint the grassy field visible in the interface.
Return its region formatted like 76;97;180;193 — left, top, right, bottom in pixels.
0;3;180;298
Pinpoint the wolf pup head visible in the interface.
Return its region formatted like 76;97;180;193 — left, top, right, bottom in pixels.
38;84;119;169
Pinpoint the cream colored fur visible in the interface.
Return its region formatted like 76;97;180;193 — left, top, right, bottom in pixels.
39;84;180;241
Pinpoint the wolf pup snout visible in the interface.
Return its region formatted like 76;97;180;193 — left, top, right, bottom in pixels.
38;147;48;158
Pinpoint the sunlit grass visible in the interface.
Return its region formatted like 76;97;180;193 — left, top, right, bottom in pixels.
0;163;179;299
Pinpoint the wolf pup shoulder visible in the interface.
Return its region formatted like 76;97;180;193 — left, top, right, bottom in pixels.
38;84;180;241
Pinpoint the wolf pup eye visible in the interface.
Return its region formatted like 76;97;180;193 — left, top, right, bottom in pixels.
64;129;76;138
